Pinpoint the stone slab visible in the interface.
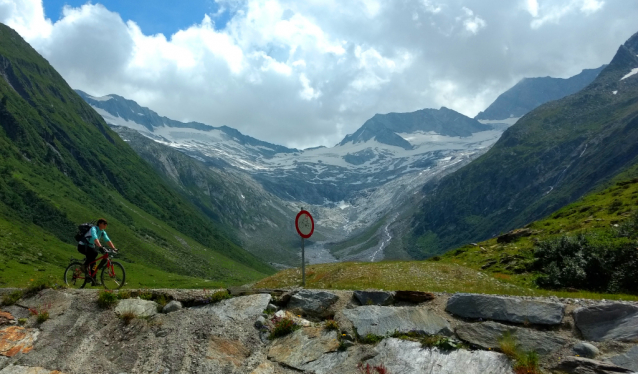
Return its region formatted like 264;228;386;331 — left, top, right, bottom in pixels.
574;303;638;342
446;293;565;325
342;305;452;337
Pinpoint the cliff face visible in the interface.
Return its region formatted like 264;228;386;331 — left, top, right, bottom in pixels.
1;288;637;374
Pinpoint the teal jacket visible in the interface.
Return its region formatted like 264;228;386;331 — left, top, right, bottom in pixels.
86;226;111;248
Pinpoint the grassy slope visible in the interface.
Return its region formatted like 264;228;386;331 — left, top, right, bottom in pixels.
256;175;638;301
0;23;273;288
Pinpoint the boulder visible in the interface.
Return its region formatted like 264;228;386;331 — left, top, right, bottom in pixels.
574;303;638;342
266;303;278;312
553;356;634;374
162;300;182;313
609;345;638;372
115;299;158;318
353;291;394;306
445;293;565;325
200;294;271;322
573;342;599;359
267;327;339;370
394;290;435;303
254;316;266;329
287;290;338;318
455;321;570;356
342;305;452;337
363;338;514;374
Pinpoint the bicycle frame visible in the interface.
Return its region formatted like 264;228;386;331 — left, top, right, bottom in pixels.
86;252;115;279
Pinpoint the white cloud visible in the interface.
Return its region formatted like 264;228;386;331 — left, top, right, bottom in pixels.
460;7;486;34
1;0;635;149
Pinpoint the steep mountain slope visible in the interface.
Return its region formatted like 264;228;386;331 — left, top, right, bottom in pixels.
475;66;605;121
111;126;302;268
0;23;273;287
409;31;638;258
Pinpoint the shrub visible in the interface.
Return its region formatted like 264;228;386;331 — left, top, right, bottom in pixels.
359;333;384;345
18;318;27;325
533;230;638;293
208;290;231;304
36;311;49;324
1;290;23;306
498;331;541;374
97;290;119;309
138;289;153;300
117;290;131;300
268;317;300;340
324;320;339;331
119;310;137;325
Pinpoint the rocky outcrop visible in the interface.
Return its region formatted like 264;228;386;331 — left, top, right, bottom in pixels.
198;293;271;321
574;303;638;342
609;345;638;372
287;290;338;318
0;327;38;357
455;321;570;356
267;327;339;370
553;356;634;374
363;338;514;374
342;305;452;337
445;293;565;325
0;365;65;374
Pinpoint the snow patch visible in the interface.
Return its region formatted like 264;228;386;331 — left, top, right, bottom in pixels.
620;68;638;81
87;94;113;102
612;90;618;95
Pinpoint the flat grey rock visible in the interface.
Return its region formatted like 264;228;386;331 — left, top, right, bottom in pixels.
287;290;338;318
354;290;394;306
446;293;565;325
342;305;452;337
609;345;638;372
455;321;569;356
553;356;634;374
574;303;638;342
267;327;339;370
115;298;158;318
200;294;272;322
573;341;599;359
364;338;514;374
162;300;182;313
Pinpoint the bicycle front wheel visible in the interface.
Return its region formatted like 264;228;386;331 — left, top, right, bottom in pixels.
101;261;126;290
64;262;87;289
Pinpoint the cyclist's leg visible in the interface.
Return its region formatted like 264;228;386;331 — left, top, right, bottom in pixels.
84;246;98;277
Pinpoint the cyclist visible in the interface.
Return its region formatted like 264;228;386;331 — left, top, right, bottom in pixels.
78;218;117;284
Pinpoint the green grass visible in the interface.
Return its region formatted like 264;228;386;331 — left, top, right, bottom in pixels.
1;290;22;306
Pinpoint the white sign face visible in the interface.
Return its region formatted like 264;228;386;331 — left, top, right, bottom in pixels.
297;213;313;236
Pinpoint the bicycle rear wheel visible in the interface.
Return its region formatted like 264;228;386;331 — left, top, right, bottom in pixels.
64;262;87;289
101;261;125;290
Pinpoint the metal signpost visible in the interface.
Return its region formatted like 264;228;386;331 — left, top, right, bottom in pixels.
295;208;314;287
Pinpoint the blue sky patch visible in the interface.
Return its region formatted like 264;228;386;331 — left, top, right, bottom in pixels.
43;0;234;37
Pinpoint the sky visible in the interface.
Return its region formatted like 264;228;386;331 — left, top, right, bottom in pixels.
1;0;638;149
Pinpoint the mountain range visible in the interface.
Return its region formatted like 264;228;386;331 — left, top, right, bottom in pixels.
408;31;638;258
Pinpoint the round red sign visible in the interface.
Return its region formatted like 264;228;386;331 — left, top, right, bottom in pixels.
295;210;314;239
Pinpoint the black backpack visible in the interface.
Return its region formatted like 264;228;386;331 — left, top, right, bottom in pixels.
74;221;95;243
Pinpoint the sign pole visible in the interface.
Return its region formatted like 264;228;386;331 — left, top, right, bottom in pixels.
295;208;314;289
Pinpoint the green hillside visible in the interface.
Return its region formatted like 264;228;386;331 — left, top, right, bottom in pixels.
258;174;638;299
0;23;274;288
409;30;638;258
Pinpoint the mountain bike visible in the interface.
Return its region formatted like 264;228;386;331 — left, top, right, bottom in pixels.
64;247;126;290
